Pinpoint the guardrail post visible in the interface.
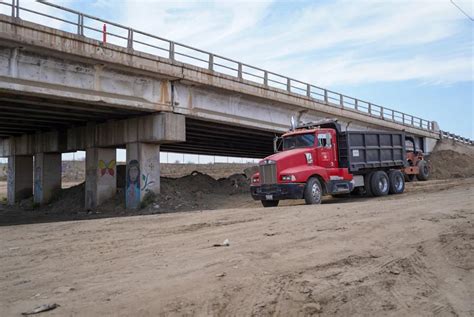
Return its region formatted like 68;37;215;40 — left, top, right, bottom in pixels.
169;42;175;60
306;84;311;98
263;71;268;86
238;63;243;79
286;78;291;92
392;110;395;121
411;116;414;126
77;14;84;36
324;90;328;103
127;28;133;49
340;95;344;108
11;0;16;17
419;120;423;128
368;103;372;114
380;107;384;119
402;113;405;124
354;99;358;111
208;54;214;71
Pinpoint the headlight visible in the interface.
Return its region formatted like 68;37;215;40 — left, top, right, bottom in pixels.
281;175;296;182
259;159;276;165
305;153;313;164
252;177;259;183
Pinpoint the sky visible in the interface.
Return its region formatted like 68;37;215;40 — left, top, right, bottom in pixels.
0;0;472;161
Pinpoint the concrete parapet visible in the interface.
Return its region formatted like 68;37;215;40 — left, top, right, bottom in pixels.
85;148;117;209
33;153;61;205
126;142;160;209
7;155;33;205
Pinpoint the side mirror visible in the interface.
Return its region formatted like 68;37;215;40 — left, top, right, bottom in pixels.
273;136;283;153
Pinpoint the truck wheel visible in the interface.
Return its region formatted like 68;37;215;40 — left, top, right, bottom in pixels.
370;171;390;196
364;171;376;197
416;160;430;181
388;170;405;194
261;200;279;207
304;177;322;205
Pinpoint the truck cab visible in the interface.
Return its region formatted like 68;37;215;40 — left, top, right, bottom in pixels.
250;122;354;207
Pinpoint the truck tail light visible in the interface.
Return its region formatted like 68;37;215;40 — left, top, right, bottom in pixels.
305;152;313;164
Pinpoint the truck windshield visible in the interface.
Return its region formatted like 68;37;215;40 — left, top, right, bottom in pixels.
283;133;315;150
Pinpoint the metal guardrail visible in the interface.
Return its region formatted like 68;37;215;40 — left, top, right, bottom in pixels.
440;131;474;145
0;0;472;145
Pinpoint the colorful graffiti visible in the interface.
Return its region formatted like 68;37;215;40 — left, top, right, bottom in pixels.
6;162;14;203
34;166;42;202
98;159;116;177
126;159;140;209
141;173;155;191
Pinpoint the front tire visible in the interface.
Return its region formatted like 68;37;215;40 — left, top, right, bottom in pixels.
304;177;323;205
261;200;279;207
388;170;405;194
370;171;390;197
416;160;430;181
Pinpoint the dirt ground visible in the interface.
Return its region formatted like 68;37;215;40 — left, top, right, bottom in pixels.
0;177;473;316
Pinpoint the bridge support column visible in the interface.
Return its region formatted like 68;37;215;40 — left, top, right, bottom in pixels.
7;155;33;205
85;148;117;209
125;142;160;210
33;153;61;205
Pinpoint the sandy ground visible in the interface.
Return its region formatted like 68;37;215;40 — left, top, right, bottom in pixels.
0;178;473;316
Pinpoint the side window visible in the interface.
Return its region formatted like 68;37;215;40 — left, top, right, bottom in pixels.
317;133;332;148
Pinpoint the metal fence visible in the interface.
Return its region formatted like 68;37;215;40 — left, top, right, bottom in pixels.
440;131;474;145
1;0;472;145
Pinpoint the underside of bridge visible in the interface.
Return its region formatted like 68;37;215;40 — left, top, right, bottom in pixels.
0;90;276;209
0;92;276;158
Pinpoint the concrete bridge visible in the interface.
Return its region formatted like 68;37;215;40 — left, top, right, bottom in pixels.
0;1;460;209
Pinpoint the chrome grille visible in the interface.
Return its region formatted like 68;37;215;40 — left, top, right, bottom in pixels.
259;163;277;184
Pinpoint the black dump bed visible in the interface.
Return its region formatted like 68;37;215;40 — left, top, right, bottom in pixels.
338;131;406;172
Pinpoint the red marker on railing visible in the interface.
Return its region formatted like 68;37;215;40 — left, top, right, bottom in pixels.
103;24;107;43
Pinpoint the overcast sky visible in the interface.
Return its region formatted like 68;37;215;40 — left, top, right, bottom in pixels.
0;0;472;161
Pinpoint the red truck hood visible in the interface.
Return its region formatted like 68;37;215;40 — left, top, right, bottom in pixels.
260;148;313;173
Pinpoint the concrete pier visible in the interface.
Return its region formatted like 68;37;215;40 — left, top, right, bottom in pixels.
33;153;61;205
7;155;33;205
126;142;160;210
85;148;117;209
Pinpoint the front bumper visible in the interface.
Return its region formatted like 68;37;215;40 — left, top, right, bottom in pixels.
250;183;305;201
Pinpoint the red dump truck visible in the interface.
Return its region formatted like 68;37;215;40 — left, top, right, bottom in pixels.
250;119;430;207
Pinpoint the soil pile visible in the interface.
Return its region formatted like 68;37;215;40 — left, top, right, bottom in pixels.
429;150;474;179
155;171;250;212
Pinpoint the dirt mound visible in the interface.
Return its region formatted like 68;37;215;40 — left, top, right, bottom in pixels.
429;150;474;179
16;170;253;220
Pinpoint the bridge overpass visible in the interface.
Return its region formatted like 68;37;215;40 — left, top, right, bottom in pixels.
0;1;468;209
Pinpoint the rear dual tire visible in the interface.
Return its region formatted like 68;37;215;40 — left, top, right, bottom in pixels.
388;170;405;194
370;171;390;196
366;170;405;196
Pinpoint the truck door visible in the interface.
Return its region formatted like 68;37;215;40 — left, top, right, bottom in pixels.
316;132;336;168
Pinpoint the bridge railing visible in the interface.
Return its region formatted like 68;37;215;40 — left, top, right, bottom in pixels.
440;131;474;146
0;0;470;142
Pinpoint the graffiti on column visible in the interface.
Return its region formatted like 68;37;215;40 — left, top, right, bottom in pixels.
7;163;14;203
98;159;116;177
34;166;42;201
141;157;158;191
126;159;141;208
